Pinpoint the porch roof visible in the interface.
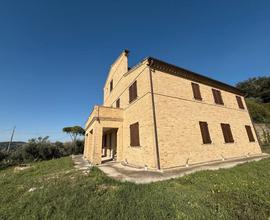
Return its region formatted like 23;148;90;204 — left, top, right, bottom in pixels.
85;105;123;130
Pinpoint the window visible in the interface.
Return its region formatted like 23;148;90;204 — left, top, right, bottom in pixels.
130;122;140;146
236;96;245;109
191;82;202;100
116;98;120;108
245;125;255;142
199;121;212;144
212;89;224;105
110;80;113;92
129;81;137;103
221;123;234;143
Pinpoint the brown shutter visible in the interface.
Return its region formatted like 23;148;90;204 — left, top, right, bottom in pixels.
221;123;229;143
110;80;113;92
221;123;234;143
212;89;224;105
130;122;140;146
212;89;219;104
236;96;245;109
129;85;133;103
116;98;120;108
217;90;224;105
199;121;212;144
192;83;202;100
133;81;137;100
129;81;137;103
245;125;255;142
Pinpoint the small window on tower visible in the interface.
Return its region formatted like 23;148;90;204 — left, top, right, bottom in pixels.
110;80;113;92
116;98;120;108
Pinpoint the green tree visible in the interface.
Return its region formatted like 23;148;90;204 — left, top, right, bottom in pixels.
236;76;270;103
62;126;85;153
246;99;270;123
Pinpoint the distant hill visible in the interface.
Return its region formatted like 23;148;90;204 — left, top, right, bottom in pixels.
0;142;25;151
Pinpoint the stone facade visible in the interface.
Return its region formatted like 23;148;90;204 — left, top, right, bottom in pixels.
84;50;262;170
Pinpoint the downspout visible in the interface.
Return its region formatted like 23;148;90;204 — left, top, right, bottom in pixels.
148;59;161;170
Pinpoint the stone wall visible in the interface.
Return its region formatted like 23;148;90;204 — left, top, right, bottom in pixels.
254;123;270;145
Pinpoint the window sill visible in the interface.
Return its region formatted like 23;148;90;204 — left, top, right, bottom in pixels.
224;142;235;144
201;142;213;145
129;97;138;105
129;145;142;148
214;102;224;106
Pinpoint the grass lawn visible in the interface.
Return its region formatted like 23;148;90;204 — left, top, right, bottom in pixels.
1;157;270;220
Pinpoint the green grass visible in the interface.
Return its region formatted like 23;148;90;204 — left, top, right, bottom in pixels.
1;157;270;220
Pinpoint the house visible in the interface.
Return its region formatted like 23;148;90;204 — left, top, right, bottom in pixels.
84;50;262;170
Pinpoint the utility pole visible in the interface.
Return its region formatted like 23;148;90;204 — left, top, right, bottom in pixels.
7;126;16;153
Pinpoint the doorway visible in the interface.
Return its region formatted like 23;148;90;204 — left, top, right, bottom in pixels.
101;128;118;163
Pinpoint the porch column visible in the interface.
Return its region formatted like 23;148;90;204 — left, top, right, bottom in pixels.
83;133;88;158
92;125;102;164
116;126;123;161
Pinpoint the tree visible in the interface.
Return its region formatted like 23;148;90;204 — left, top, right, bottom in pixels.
236;76;270;103
62;126;85;153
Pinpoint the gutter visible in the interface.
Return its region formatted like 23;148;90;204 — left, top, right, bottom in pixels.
148;59;161;170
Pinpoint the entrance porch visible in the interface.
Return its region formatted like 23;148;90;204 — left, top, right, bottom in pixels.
84;106;123;165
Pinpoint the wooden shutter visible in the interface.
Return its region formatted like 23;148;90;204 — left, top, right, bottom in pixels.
217;90;224;105
129;81;137;103
192;83;202;100
236;96;245;109
212;89;224;105
132;81;137;101
110;80;113;92
116;98;120;108
130;122;140;146
199;121;212;144
129;85;133;103
221;123;234;143
245;125;255;142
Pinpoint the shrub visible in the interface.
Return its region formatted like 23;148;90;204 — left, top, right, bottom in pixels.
246;99;270;123
0;151;8;162
0;137;84;169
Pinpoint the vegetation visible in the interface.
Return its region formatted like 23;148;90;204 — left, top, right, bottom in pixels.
245;99;270;123
63;126;85;153
236;76;270;103
0;142;25;151
62;126;85;142
235;77;270;124
0;137;84;169
0;157;270;219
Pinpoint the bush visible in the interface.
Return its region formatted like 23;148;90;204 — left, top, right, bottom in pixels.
0;151;8;162
0;137;84;169
246;99;270;123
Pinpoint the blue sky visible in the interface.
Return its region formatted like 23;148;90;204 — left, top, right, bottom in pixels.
0;0;269;142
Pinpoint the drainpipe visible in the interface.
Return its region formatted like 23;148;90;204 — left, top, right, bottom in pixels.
148;59;161;170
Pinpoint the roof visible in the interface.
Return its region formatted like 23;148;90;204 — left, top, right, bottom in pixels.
147;57;245;96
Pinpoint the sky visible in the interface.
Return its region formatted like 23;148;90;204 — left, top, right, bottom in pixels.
0;0;270;142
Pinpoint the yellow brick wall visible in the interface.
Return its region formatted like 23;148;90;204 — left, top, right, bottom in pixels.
85;62;158;168
103;62;157;168
103;51;129;103
152;69;262;168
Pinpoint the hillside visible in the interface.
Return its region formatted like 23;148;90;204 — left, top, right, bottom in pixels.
0;157;270;219
0;142;25;151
